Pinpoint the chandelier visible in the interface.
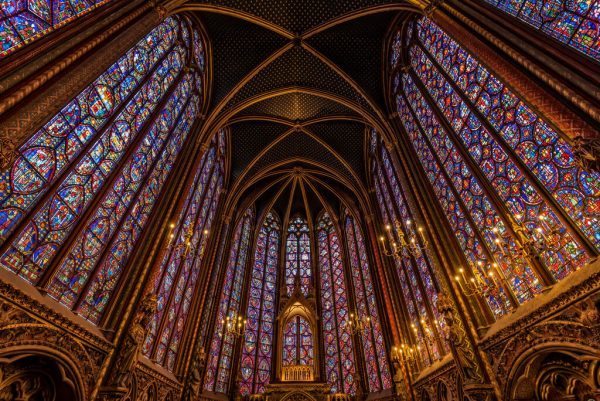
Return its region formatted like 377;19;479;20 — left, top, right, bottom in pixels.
346;312;371;336
380;219;429;258
220;313;247;338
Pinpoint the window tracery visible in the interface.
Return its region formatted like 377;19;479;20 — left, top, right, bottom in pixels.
344;211;392;392
389;16;599;320
0;0;115;58
481;0;600;61
0;17;207;331
317;211;356;395
204;208;254;393
239;212;280;396
285;216;311;296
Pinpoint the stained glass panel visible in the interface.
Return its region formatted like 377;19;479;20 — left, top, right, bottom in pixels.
0;17;208;337
481;0;600;60
285;216;311;296
0;0;115;58
240;212;280;396
345;212;392;392
143;129;225;371
318;212;356;395
204;208;254;393
415;17;598;264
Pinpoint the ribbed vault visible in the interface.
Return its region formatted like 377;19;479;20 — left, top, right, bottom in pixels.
166;0;421;206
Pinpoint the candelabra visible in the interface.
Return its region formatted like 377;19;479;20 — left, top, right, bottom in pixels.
220;313;247;338
347;312;371;336
163;223;210;260
380;219;429;258
391;343;419;369
453;263;499;298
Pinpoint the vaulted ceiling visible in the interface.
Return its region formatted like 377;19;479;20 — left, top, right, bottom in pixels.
173;1;421;214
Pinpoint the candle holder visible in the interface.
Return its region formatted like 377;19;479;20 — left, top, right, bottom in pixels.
380;219;429;258
347;312;372;336
453;264;498;298
220;313;247;338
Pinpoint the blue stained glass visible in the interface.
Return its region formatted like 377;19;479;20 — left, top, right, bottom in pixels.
482;0;600;60
0;17;180;246
240;212;280;396
205;208;254;393
412;17;595;279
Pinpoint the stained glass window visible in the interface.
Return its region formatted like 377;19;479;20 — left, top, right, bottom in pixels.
344;212;392;392
285;216;311;296
0;17;207;326
369;131;447;366
142;131;225;371
388;17;597;319
239;212;280;396
204;208;254;393
282;315;314;367
0;0;114;59
481;0;600;61
317;211;356;395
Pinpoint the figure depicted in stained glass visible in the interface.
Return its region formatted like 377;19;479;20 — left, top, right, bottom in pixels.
0;17;208;340
345;211;393;392
285;216;312;296
204;208;254;393
239;212;280;396
317;211;356;394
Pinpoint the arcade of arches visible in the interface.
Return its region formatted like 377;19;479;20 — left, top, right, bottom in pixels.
0;1;598;401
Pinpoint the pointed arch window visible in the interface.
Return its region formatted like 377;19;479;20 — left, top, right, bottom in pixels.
204;208;254;394
285;216;311;296
142;131;225;371
317;211;356;395
481;0;599;61
0;16;206;325
282;315;314;367
390;17;598;318
0;0;116;59
344;211;392;392
369;131;448;366
239;212;281;396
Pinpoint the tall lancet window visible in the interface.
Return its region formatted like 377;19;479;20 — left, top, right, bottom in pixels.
282;315;314;367
239;212;281;396
285;216;311;296
391;17;599;318
344;211;392;392
370;130;447;366
0;0;115;59
0;16;206;324
481;0;599;61
317;211;356;394
142;131;225;371
205;208;254;393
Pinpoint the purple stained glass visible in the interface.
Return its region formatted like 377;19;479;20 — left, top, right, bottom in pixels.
285;216;311;296
318;212;356;395
144;131;225;372
282;315;313;367
345;212;392;392
239;212;280;396
0;0;115;59
397;85;512;318
0;17;180;246
481;0;600;61
410;17;594;279
204;208;254;393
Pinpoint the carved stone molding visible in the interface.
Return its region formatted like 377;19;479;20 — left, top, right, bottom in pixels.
0;301;108;399
0;280;111;351
572;135;600;173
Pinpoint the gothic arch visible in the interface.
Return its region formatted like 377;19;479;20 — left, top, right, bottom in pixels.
0;349;85;401
507;343;600;401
